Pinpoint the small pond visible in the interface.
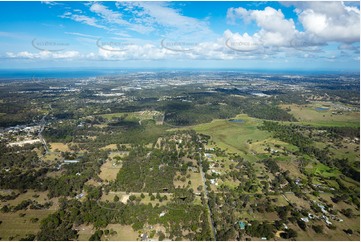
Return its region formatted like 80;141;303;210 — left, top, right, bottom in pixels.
315;107;329;111
229;119;245;123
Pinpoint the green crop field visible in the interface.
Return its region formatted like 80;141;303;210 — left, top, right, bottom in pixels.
193;114;272;161
305;162;341;178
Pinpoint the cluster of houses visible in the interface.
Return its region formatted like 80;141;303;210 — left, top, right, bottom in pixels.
304;201;344;226
1;125;42;147
54;159;80;170
205;150;223;187
1;125;40;135
317;203;333;226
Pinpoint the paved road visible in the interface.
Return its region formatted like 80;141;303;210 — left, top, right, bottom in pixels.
198;151;217;241
38;104;52;155
38;114;49;153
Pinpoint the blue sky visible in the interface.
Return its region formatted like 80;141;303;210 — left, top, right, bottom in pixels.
0;1;359;72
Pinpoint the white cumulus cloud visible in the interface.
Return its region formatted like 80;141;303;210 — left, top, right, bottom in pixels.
296;1;360;43
227;6;299;47
6;50;81;59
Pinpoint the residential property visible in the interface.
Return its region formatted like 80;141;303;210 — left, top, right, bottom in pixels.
301;217;309;223
64;159;80;164
238;221;246;230
204;153;213;159
75;193;84;199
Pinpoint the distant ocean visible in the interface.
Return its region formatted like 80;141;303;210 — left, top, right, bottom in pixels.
0;69;128;79
0;68;358;79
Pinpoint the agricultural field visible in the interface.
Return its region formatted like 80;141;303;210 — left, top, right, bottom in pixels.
76;224;95;241
99;159;122;182
42;152;62;163
100;110;163;123
49;142;70;152
102;224;139;241
98;152;126;182
0;190;59;240
100;144;118;151
0;190;58;209
0;210;54;241
279;102;360;127
193;114;272;161
304;163;341;179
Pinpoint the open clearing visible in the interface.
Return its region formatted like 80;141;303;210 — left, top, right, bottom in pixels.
304;162;341;178
76;224;94;241
193;114;271;161
100;110;163;122
173;171;203;191
0;190;59;209
42;152;62;162
100;144;118;150
288;221;360;241
98;159;121;182
249;138;298;155
275;158;306;179
0;210;53;240
98;153;125;181
49;142;70;152
279;102;359;127
102;224;139;241
284;193;311;209
0;190;59;240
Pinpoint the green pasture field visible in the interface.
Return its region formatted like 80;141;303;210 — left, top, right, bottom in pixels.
193;114;272;161
305;162;341;178
0;190;59;241
279;102;359;127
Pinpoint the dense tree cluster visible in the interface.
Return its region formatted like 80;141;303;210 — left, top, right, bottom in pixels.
163;95;297;126
114;131;202;193
35;196;210;240
0;143;43;169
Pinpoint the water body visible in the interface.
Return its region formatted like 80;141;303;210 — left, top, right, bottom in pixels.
229;119;245;123
315;107;329;111
0;69;127;79
0;68;353;79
